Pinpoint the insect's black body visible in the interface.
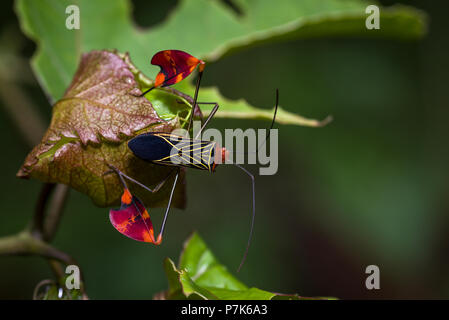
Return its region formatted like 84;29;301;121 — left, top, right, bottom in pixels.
128;132;217;172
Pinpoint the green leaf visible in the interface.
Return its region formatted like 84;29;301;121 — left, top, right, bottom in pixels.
174;81;332;126
17;50;187;208
15;0;426;125
179;232;247;291
161;232;333;300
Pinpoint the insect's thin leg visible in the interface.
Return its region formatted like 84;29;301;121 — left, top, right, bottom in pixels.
196;107;205;124
194;102;220;139
141;69;193;98
127;170;169;193
140;86;155;97
186;69;204;134
234;163;255;273
149;169;177;193
141;73;185;98
105;165;130;190
106;165;153;192
176;99;206;123
156;168;180;242
106;164;174;194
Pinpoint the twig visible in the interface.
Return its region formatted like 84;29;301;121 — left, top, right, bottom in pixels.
0;230;76;265
33;279;56;300
32;183;55;239
48;259;65;280
43;184;70;242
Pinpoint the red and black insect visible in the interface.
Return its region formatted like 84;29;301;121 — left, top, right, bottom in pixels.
108;50;278;271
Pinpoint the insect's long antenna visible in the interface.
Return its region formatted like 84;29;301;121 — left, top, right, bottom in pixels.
234;163;255;273
228;89;279;156
256;88;279;154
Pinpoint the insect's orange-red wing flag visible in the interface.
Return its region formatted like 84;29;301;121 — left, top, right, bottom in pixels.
109;189;162;244
151;50;205;88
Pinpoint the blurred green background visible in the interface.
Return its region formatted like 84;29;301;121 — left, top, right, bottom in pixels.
1;0;449;299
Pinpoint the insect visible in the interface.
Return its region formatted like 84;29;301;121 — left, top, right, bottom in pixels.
107;50;278;271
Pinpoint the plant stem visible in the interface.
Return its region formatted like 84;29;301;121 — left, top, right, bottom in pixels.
32;183;55;239
0;230;75;265
43;184;70;242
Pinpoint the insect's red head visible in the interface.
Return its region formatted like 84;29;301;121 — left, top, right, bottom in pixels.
212;146;229;172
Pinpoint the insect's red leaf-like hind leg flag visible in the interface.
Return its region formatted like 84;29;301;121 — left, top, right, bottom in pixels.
108;165;162;244
140;49;205;96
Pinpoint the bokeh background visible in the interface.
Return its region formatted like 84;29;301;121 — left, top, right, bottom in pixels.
1;0;448;299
